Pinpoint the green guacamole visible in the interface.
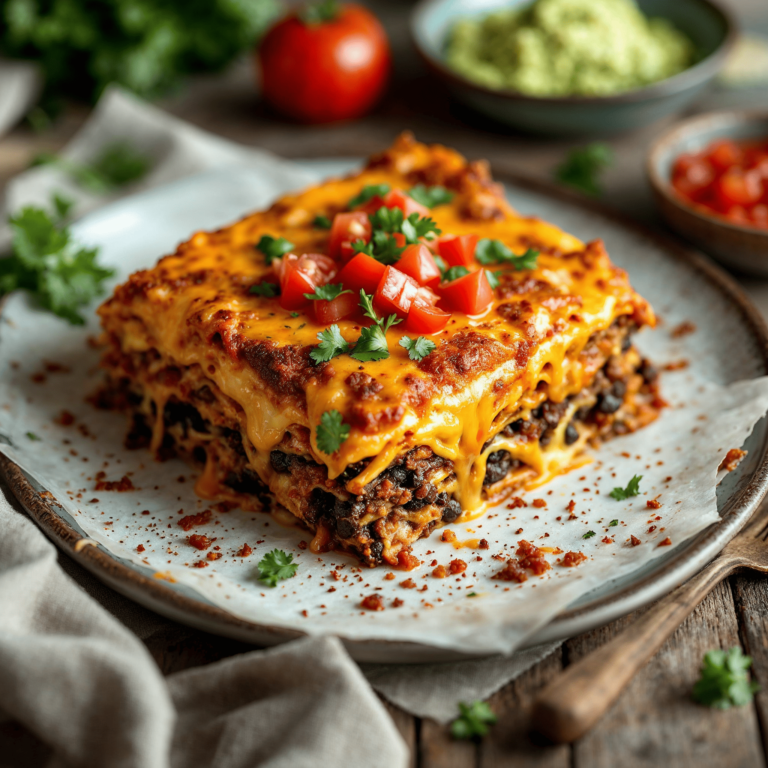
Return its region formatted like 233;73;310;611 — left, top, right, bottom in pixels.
445;0;695;97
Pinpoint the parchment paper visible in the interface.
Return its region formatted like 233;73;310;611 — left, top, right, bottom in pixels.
2;171;768;656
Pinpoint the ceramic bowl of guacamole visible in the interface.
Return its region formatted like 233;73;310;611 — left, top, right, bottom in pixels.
411;0;735;136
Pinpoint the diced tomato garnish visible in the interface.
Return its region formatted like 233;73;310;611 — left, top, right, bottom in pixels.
413;285;440;307
375;266;419;318
397;244;441;287
439;269;494;315
313;291;358;324
337;252;386;294
278;253;336;311
329;212;371;260
405;303;450;335
672;160;714;201
713;170;762;209
361;188;429;218
706;139;743;173
438;234;478;267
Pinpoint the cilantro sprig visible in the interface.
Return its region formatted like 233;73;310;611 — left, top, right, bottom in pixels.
316;409;351;454
256;235;294;265
475;239;539;270
250;281;279;298
310;325;350;364
399;336;436;361
348;183;390;209
0;199;114;325
408;184;454;208
352;231;405;265
443;265;470;283
401;212;441;244
555;143;613;197
451;700;497;740
257;549;299;587
610;475;642;501
304;283;351;302
693;648;760;709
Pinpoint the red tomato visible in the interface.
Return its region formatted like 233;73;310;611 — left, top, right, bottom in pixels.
714;170;762;209
440;269;494;315
337;252;386;294
413;285;440;307
361;189;429;218
397;244;441;287
706;139;743;173
375;266;419;318
438;234;478;267
672;160;714;201
278;253;336;310
258;4;390;124
329;212;371;260
406;303;450;335
313;291;358;324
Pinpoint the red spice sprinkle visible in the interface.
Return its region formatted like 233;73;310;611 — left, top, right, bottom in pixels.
55;410;76;426
507;497;527;509
236;543;253;557
647;499;662;510
671;320;696;338
441;530;457;543
566;500;576;513
719;448;747;473
192;561;208;569
136;544;145;553
601;537;614;544
400;578;416;589
648;525;657;533
561;551;587;567
630;535;642;546
141;510;150;516
298;540;308;550
392;598;404;608
361;594;385;611
432;565;447;578
384;572;396;581
478;539;489;550
330;570;341;581
658;537;673;547
94;472;135;492
178;509;212;531
449;559;467;575
515;528;524;535
188;534;211;550
532;499;546;508
206;552;222;561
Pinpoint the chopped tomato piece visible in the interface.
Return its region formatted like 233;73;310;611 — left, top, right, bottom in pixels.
280;264;316;310
706;139;743;173
413;285;440;307
405;303;450;335
439;269;494;315
672;160;714;201
714;170;762;209
375;266;419;318
397;244;441;287
313;291;358;324
278;253;336;311
337;252;386;294
438;234;478;267
329;212;371;260
361;188;429;218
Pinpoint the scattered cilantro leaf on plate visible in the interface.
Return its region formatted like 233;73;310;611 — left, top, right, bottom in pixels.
348;183;390;209
555;143;613;197
250;282;279;298
257;549;298;587
316;409;351;454
583;530;596;539
408;184;454;208
451;701;497;740
256;234;294;264
609;519;619;527
475;239;538;270
399;335;436;361
304;283;351;301
693;647;760;709
610;475;642;501
26;432;41;441
310;325;350;364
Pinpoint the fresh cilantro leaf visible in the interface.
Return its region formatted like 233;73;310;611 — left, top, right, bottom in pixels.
304;283;351;301
408;184;455;208
583;531;596;539
316;409;350;454
52;192;74;223
348;183;390;209
358;290;380;324
555;143;613;197
301;0;340;24
443;266;470;283
351;324;390;362
26;432;41;441
250;281;279;298
401;212;441;244
313;214;332;229
484;269;501;290
369;206;404;233
451;700;497;740
610;475;643;501
1;201;114;325
257;549;298;587
381;314;403;333
609;519;619;527
256;235;294;264
693;648;760;709
310;325;350;364
467;592;478;597
475;239;539;270
351;239;374;257
370;230;406;264
399;335;436;361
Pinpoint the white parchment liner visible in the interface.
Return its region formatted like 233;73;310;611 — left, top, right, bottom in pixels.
2;171;768;656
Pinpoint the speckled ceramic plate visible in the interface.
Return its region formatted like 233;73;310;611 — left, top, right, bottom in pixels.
3;159;768;663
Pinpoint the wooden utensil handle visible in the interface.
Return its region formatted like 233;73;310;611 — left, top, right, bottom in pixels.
531;556;736;743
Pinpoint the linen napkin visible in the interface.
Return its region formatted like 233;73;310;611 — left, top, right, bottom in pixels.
0;86;561;762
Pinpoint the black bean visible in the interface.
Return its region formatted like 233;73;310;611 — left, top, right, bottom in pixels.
270;450;291;473
611;380;626;398
336;518;357;539
639;359;658;383
442;499;462;523
369;540;384;561
598;392;622;414
484;450;511;485
621;333;632;352
565;423;579;445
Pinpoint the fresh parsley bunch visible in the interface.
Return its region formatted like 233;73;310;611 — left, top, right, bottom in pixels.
0;0;279;102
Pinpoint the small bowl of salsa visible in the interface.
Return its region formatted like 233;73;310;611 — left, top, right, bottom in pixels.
648;111;768;276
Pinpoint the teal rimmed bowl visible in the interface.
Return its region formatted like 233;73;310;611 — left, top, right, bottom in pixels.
411;0;736;136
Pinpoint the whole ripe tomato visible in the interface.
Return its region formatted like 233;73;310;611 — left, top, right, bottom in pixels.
258;2;390;124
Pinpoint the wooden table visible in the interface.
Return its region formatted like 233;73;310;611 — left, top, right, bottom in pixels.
3;1;768;764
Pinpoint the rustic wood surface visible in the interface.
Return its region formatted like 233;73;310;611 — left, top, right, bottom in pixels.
3;1;768;765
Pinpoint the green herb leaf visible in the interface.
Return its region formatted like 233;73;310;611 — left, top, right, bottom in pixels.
52;192;74;223
358;290;380;324
316;409;350;454
443;265;470;283
467;592;478;597
257;549;298;587
399;335;436;361
693;647;760;709
475;239;539;270
26;432;41;441
351;324;390;362
1;201;114;325
348;183;390;210
555;143;613;197
256;235;294;265
610;475;643;501
301;0;339;24
401;212;441;244
369;206;404;234
451;700;497;740
434;254;448;277
484;269;501;290
583;531;596;539
313;214;332;229
370;230;406;264
304;283;351;302
408;184;455;208
310;325;350;364
250;281;279;298
609;519;619;527
290;311;300;318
